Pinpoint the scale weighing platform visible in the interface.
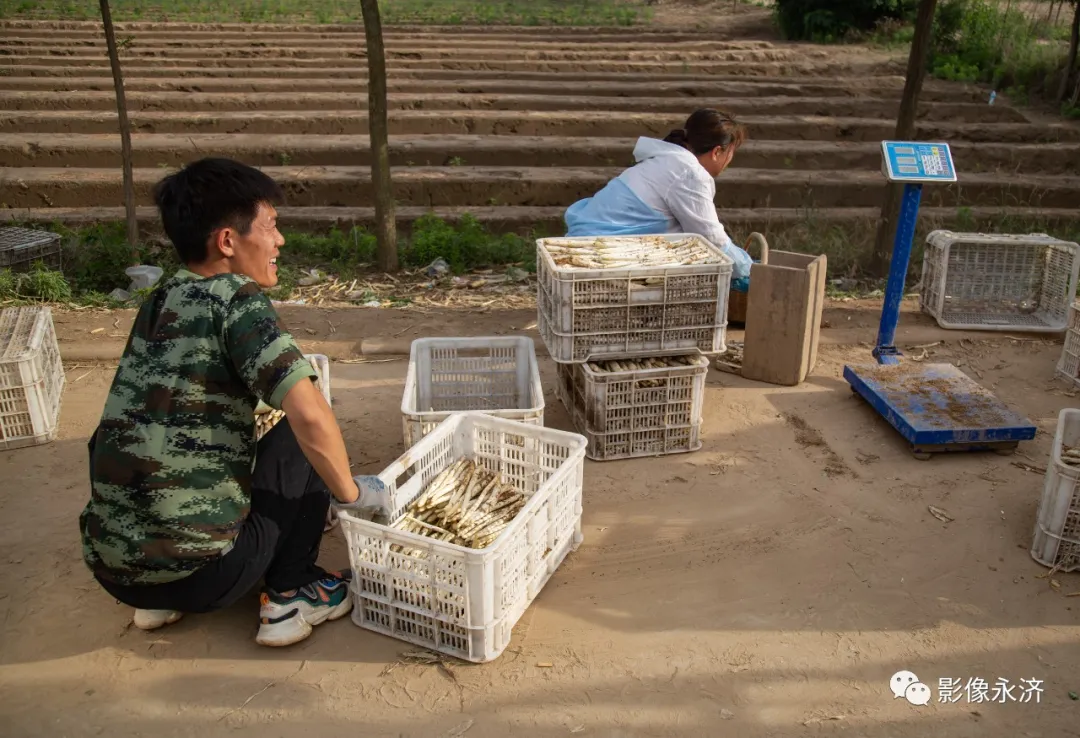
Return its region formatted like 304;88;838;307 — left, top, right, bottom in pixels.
842;141;1037;459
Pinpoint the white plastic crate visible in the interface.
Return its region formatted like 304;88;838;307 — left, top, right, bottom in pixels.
400;336;544;449
0;306;64;450
1031;409;1080;572
306;353;332;404
554;354;706;461
337;413;587;663
1055;301;1080;389
920;230;1080;332
536;233;733;362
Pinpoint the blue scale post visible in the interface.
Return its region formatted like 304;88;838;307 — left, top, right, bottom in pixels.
842;141;1037;460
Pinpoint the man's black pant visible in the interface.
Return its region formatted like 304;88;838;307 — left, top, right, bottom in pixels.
96;418;332;613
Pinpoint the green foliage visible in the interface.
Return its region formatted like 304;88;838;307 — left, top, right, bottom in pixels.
774;0;916;42
929;0;1072;97
281;227;378;275
0;263;72;302
402;213;534;272
1;0;650;26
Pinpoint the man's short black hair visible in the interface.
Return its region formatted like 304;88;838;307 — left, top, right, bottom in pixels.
152;157;285;264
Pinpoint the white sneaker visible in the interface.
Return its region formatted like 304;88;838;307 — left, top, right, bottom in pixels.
133;608;183;630
255;570;353;647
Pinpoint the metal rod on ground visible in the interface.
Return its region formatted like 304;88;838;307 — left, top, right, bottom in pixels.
870;0;939;276
873;183;923;366
360;0;399;272
99;0;138;256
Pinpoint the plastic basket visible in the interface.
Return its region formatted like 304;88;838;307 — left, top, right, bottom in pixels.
1031;409;1080;572
920;230;1080;332
306;353;331;405
0;226;62;273
554;354;706;461
1055;302;1080;389
401;336;544;449
337;413;587;663
0;306;65;450
536;233;733;363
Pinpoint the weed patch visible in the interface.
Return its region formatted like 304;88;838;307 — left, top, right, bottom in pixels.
2;0;651;26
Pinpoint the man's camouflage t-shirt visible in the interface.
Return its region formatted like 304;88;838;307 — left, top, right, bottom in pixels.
80;268;318;586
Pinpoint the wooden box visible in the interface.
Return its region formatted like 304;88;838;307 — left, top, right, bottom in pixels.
740;252;826;386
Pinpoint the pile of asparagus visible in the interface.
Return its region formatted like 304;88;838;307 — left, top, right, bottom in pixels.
544;236;720;270
1063;445;1080;468
584;355;700;387
254;356;324;441
394;458;527;549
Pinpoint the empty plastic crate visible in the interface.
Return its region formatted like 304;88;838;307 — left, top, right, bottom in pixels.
0;226;62;273
401;336;544;448
1056;301;1080;389
337;413;587;663
536;233;733;362
1031;409;1080;572
0;306;65;450
920;230;1080;332
555;354;707;461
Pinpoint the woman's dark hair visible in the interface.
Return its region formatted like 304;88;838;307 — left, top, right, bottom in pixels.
663;109;748;156
152;157;285;264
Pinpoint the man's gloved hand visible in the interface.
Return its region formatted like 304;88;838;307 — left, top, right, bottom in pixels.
332;475;390;525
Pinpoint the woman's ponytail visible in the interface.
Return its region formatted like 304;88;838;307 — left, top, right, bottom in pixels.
663;128;690;148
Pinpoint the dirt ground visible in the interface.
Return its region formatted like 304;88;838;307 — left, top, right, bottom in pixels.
2;302;1080;738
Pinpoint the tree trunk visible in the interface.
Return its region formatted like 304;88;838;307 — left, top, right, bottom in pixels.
360;0;398;272
99;0;138;257
870;0;939;276
1060;1;1080;102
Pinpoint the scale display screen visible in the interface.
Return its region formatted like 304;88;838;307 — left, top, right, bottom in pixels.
881;141;957;183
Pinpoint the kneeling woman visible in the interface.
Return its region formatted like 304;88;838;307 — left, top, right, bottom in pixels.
563;108;752;291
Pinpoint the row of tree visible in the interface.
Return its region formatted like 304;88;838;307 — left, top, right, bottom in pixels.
98;0;399;271
97;0;1079;278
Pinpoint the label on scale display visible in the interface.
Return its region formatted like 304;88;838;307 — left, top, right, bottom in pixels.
880;141;957;183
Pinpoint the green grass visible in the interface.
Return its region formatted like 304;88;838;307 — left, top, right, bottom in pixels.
1;0;650;26
1;213;542;306
8;207;1080;306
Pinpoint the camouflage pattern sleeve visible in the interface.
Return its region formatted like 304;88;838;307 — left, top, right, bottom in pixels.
222;280;318;410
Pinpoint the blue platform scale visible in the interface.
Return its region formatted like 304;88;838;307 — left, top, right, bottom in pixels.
842;141;1037;460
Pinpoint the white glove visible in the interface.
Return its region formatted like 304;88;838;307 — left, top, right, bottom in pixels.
332;475;390;525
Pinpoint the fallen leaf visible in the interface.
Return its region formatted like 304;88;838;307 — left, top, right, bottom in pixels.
928;505;954;523
720;709;735;720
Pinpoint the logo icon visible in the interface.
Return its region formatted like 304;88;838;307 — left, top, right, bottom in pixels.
890;671;919;699
890;671;931;706
905;682;932;706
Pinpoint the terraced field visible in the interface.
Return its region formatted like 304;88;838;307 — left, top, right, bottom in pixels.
2;14;1080;267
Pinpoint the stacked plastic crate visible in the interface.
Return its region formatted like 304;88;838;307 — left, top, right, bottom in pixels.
536;234;734;461
1057;300;1080;389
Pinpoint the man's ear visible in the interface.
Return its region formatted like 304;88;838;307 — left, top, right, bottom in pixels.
210;227;235;259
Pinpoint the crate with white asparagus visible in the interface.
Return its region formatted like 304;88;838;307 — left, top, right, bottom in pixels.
0;306;65;451
555;353;707;461
536;234;733;363
401;336;544;449
1031;409;1080;573
1055;300;1080;389
253;354;331;441
920;230;1080;332
337;413;587;663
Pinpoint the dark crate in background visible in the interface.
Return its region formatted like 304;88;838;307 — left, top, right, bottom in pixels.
0;227;62;273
